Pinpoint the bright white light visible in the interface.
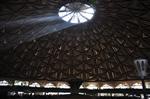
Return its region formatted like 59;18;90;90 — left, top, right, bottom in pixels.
14;80;29;86
79;85;84;89
58;2;95;24
29;82;40;87
86;84;98;90
44;83;56;88
101;84;113;89
57;83;70;89
0;80;9;86
115;84;129;89
131;83;142;89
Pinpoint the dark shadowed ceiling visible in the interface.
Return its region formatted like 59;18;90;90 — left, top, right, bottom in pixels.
0;0;150;82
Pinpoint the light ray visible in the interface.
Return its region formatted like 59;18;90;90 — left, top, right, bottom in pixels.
0;15;60;28
0;22;76;50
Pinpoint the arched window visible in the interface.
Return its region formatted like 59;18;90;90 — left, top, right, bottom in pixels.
146;82;150;89
131;82;142;89
57;82;70;95
44;83;57;95
115;83;129;89
113;83;129;97
29;82;40;87
78;85;86;95
57;83;70;89
100;84;113;96
86;84;98;90
44;83;56;88
0;80;9;86
101;84;113;89
14;80;29;86
79;85;84;89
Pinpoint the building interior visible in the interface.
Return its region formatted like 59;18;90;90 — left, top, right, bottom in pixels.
0;0;150;99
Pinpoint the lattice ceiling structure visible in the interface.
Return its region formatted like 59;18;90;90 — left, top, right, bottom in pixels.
0;0;150;82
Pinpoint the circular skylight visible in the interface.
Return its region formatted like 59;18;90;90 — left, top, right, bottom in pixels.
58;2;95;24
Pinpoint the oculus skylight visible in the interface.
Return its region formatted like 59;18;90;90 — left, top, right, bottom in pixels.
58;2;95;24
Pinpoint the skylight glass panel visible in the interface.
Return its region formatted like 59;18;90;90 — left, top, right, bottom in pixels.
58;2;95;24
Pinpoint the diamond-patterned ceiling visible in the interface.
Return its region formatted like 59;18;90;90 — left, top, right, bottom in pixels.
0;0;150;82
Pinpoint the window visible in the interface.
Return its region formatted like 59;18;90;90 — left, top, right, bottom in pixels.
115;83;129;89
131;82;142;89
14;80;29;86
0;80;9;86
101;84;113;89
86;84;98;90
114;83;129;97
146;82;150;89
57;83;70;89
57;82;70;95
100;84;113;96
79;85;84;89
29;82;40;87
58;2;95;24
44;83;56;88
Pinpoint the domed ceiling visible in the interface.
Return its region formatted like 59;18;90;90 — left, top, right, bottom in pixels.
0;0;150;82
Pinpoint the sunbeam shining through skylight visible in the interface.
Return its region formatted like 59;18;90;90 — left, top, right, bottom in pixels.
58;2;95;24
